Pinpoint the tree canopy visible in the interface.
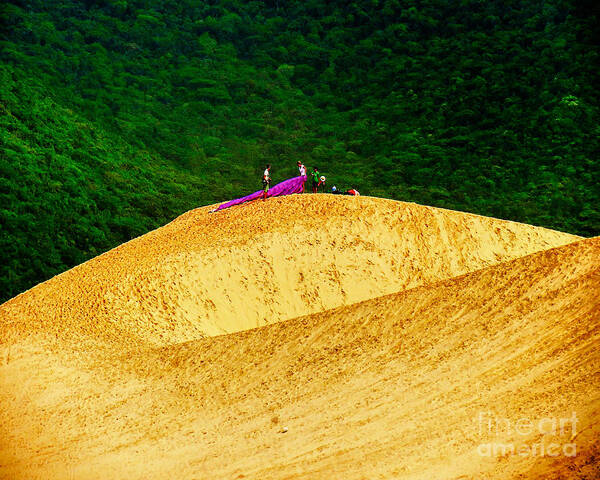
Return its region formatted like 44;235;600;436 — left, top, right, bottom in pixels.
1;0;599;302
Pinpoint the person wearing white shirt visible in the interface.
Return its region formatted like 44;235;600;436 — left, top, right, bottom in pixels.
297;161;307;193
262;164;271;201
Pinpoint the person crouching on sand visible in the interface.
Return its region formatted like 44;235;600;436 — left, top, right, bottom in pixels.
297;161;307;192
262;164;271;201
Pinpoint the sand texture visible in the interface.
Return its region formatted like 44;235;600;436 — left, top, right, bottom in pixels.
1;195;597;479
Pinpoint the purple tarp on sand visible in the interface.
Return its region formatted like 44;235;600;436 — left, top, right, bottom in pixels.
215;175;307;211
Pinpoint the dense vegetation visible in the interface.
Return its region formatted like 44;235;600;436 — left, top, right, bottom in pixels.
1;0;599;302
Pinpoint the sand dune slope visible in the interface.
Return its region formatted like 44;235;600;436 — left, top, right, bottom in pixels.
0;229;597;478
0;195;578;346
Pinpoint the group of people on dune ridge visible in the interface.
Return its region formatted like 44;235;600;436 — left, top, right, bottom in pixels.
261;161;360;201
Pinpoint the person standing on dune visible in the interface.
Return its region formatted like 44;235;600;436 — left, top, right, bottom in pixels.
262;164;271;201
311;167;321;193
297;161;307;193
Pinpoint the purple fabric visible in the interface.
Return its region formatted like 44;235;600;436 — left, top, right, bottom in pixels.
216;175;307;211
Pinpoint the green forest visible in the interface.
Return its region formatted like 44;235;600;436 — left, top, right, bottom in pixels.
1;0;599;302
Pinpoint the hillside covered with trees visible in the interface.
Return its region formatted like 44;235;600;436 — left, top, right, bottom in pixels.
1;0;599;302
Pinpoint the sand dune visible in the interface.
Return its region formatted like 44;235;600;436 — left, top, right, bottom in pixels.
0;195;578;346
1;196;597;479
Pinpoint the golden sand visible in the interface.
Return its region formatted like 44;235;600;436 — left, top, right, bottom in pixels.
1;195;597;479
